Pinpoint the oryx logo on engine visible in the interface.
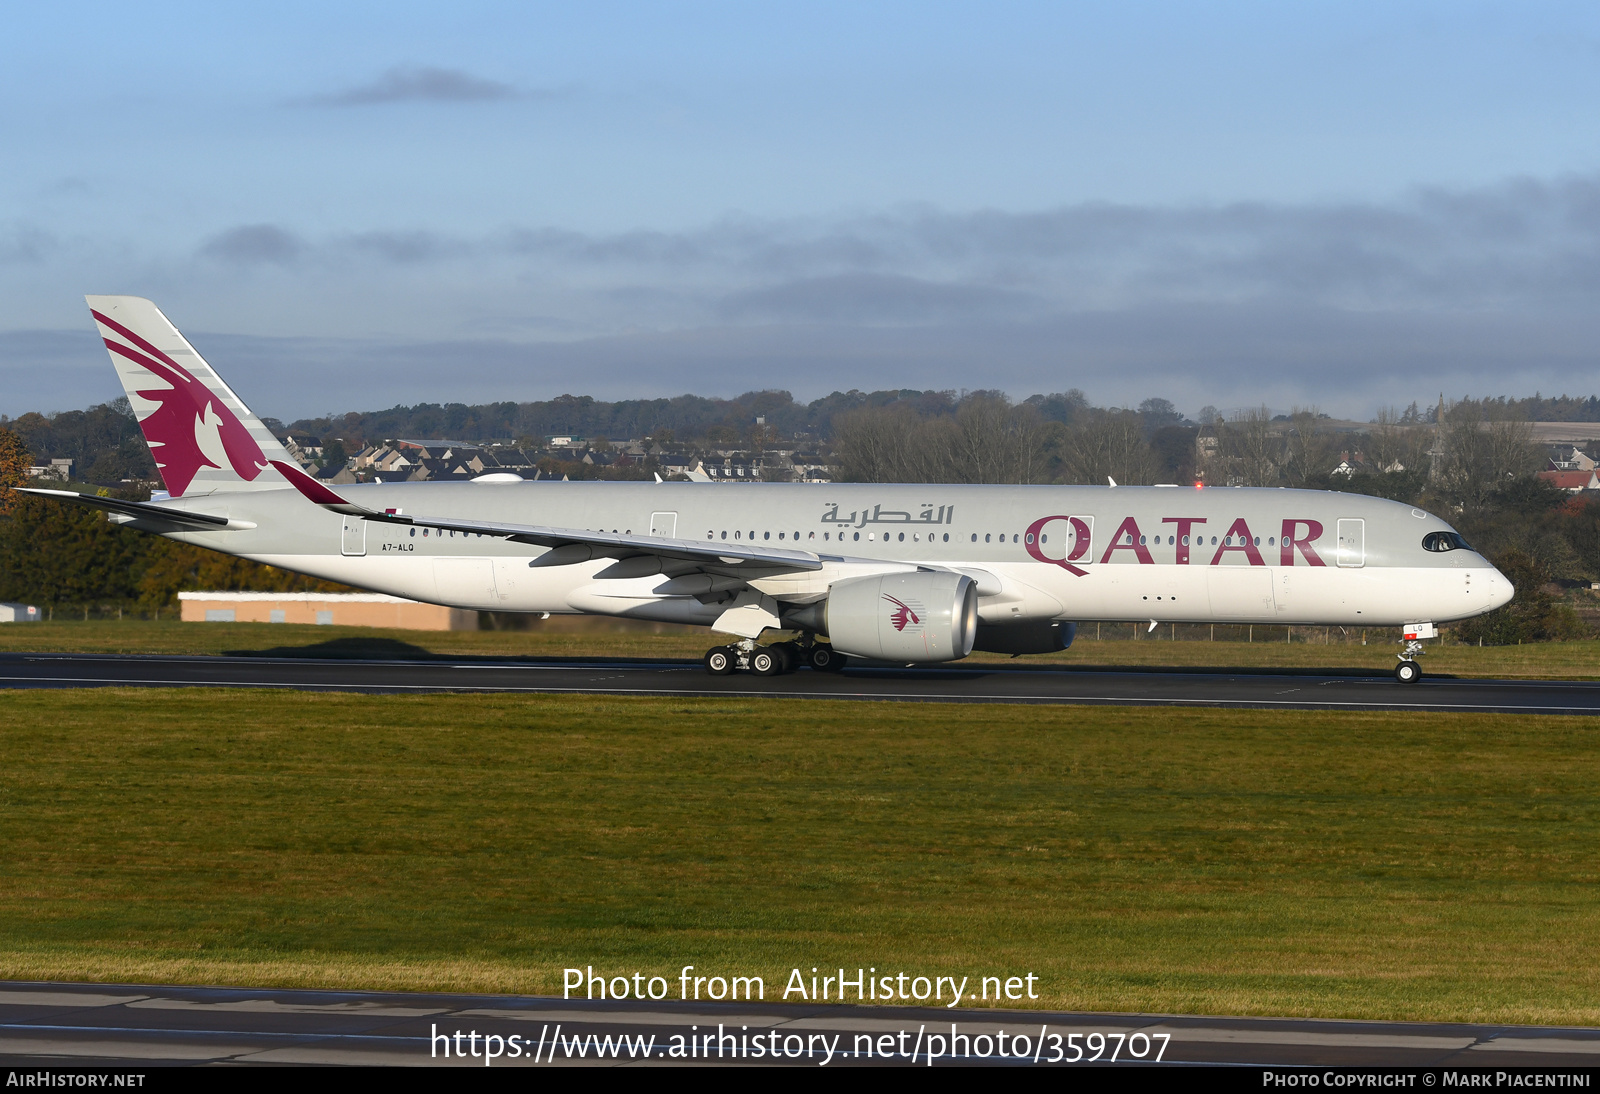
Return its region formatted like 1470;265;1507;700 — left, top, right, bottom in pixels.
883;594;923;633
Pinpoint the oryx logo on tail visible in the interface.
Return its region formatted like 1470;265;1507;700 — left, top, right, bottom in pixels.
90;307;267;496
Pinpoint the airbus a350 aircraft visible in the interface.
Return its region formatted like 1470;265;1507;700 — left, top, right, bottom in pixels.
20;297;1513;682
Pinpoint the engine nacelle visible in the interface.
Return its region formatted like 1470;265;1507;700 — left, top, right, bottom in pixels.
808;571;978;663
972;619;1077;655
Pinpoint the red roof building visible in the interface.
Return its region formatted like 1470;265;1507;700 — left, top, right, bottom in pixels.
1537;469;1600;493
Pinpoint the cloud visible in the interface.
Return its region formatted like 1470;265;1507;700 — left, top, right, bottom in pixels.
719;273;1040;324
199;224;304;265
0;224;56;264
303;65;519;107
14;173;1600;420
303;175;1600;318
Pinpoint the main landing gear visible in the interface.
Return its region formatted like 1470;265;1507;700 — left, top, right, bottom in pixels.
703;639;848;676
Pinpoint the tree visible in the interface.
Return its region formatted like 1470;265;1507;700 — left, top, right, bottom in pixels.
0;427;31;518
1058;410;1158;485
320;438;348;470
1454;549;1586;645
0;494;142;610
1213;406;1280;487
1138;397;1184;432
1281;407;1336;487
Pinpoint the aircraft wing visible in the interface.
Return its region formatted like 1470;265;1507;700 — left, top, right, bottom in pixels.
13;487;244;529
269;461;823;572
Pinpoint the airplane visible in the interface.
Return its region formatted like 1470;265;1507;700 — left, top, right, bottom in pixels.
17;296;1513;684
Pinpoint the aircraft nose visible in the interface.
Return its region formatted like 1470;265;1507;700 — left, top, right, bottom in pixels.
1485;567;1514;611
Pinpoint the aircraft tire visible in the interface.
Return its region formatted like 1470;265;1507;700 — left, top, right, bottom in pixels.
704;647;736;676
749;648;783;677
774;642;800;673
808;645;847;672
1394;660;1422;684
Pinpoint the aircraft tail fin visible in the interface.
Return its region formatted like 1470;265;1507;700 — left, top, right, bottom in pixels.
86;295;295;497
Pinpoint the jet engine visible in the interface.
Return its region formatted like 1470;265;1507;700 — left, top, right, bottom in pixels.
972;619;1077;655
792;571;978;662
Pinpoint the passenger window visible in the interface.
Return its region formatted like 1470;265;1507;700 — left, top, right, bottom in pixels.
944;533;950;542
853;532;860;541
764;532;770;540
720;531;727;539
898;532;904;542
985;534;991;543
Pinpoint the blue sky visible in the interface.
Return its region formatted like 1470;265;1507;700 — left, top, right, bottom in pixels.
4;2;1600;419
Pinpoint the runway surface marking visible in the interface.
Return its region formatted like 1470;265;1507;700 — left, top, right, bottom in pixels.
3;649;1600;715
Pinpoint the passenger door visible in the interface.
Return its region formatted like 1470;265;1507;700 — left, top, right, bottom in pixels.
1336;519;1365;568
341;515;366;556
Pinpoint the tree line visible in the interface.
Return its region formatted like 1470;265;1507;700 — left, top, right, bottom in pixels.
3;386;1598;642
0;428;344;615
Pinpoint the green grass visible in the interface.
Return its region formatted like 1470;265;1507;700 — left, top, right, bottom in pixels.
2;688;1599;1024
4;618;1600;679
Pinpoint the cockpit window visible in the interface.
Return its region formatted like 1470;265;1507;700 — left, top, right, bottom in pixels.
1422;531;1473;553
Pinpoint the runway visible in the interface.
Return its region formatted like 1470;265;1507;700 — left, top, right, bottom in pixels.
1;980;1597;1068
2;651;1600;713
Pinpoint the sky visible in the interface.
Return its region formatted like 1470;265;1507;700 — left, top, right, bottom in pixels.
3;1;1600;421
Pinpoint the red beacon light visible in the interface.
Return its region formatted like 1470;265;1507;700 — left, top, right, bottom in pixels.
1193;481;1204;490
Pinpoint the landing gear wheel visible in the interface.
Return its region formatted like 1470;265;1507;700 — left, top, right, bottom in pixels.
808;645;848;672
773;643;798;674
749;648;782;677
704;647;736;676
1395;660;1422;684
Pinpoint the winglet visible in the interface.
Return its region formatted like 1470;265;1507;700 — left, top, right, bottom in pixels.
269;460;368;514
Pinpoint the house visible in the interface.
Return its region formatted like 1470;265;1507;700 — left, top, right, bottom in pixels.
282;436;323;465
26;458;74;481
1537;469;1600;493
1547;446;1598;472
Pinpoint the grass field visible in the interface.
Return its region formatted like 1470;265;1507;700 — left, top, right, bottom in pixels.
2;688;1599;1024
3;618;1600;679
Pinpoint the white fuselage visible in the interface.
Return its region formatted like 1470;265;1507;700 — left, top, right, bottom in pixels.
144;480;1512;634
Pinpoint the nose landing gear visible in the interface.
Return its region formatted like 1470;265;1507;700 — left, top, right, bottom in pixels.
1395;622;1435;684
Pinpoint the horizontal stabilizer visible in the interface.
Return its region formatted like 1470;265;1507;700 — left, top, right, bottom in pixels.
14;487;249;529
